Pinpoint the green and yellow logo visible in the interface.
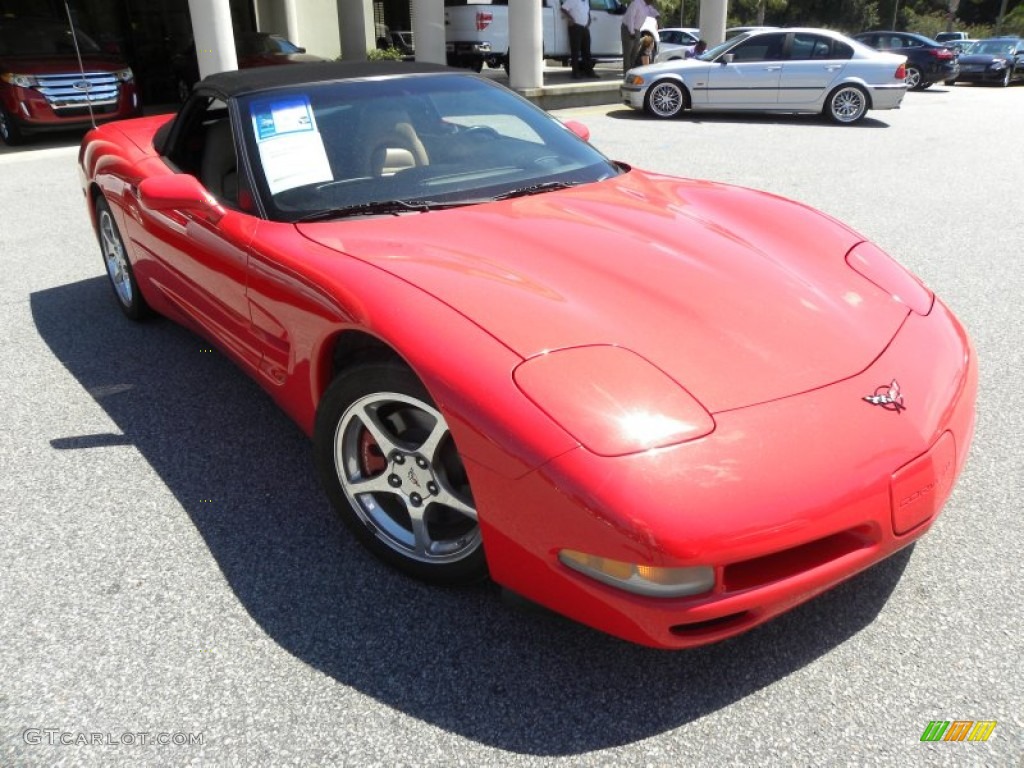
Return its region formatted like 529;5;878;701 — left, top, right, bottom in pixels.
920;720;997;742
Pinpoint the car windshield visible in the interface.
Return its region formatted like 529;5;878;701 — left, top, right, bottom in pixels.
239;73;621;222
0;20;101;56
970;41;1015;55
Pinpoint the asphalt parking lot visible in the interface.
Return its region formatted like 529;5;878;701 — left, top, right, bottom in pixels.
1;82;1022;766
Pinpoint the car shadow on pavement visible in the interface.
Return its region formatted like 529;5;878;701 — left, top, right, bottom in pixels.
32;276;915;756
606;107;894;128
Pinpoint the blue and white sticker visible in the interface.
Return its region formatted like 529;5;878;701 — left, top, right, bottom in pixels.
250;95;332;195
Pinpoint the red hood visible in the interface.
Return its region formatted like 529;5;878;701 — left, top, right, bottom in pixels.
0;54;127;75
298;170;908;412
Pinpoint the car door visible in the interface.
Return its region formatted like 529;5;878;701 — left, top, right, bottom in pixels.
125;95;261;371
588;0;625;58
706;32;786;106
778;32;852;106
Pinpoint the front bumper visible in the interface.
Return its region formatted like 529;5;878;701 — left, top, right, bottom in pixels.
955;65;1010;83
478;299;977;648
620;83;646;110
1;82;141;134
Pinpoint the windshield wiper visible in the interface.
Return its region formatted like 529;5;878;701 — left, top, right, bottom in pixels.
493;180;583;201
295;198;475;223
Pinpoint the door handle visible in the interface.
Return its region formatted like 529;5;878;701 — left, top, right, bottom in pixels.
764;65;782;71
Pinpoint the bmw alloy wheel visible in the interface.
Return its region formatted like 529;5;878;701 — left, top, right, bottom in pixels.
826;85;868;124
645;80;686;119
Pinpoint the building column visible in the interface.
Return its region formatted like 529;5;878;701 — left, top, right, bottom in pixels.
508;0;542;89
282;0;300;44
699;0;728;47
337;0;374;60
412;0;446;65
188;0;237;80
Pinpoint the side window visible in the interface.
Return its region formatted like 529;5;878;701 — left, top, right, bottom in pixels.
731;33;785;62
789;35;844;60
789;33;831;60
901;35;922;49
164;97;242;208
831;40;853;60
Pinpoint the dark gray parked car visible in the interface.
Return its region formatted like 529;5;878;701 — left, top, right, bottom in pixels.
853;31;959;89
953;38;1024;87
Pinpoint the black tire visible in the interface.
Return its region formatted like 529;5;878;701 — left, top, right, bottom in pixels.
644;79;687;118
95;196;150;320
0;103;25;146
944;78;957;86
470;60;483;73
825;84;868;125
314;361;487;585
905;65;924;90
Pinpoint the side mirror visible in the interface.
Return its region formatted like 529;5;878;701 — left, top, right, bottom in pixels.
138;175;225;224
721;53;735;64
563;119;590;142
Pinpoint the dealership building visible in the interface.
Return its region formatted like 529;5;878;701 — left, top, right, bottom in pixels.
1;0;730;104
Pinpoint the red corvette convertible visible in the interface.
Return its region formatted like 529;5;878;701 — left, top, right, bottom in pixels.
78;61;976;649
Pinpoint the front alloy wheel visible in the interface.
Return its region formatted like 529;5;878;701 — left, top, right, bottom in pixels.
0;104;25;146
645;80;686;118
314;362;486;585
96;196;149;320
826;85;868;124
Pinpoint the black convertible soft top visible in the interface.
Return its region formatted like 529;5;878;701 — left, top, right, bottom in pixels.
199;60;460;97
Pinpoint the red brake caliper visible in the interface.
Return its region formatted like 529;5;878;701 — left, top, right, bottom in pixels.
358;428;388;476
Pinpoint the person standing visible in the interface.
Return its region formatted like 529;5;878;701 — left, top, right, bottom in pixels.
561;0;598;78
621;0;659;74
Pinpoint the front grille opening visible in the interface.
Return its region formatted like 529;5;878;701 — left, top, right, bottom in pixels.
670;611;752;637
722;526;875;593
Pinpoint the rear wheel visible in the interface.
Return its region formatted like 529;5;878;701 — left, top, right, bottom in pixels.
314;361;486;585
0;104;25;146
905;65;924;90
95;196;150;320
825;85;868;124
944;78;957;85
644;80;687;119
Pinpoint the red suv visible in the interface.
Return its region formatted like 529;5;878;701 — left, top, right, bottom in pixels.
0;17;141;145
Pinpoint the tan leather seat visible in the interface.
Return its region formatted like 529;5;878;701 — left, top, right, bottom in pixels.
359;107;429;176
200;120;238;203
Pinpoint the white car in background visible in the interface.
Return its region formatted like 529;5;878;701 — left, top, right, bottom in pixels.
621;27;909;124
655;27;701;62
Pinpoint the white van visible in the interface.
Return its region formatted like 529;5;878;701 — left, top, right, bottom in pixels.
444;0;628;71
